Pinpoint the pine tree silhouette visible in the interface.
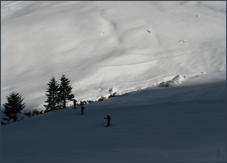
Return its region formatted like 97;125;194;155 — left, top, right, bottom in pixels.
44;77;60;111
59;74;74;108
3;92;25;122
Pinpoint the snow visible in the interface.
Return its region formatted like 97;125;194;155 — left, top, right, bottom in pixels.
1;72;226;163
1;1;226;111
0;1;226;162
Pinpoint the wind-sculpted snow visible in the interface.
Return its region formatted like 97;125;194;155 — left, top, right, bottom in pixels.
1;1;226;110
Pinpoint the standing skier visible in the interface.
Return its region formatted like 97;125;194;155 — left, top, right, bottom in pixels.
80;102;85;115
104;115;111;127
73;99;77;109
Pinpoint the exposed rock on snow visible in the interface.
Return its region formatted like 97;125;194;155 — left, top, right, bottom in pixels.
159;75;186;87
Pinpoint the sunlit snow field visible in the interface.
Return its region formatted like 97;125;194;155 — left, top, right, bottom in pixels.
1;1;225;110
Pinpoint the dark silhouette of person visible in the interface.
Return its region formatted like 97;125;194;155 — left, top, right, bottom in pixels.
80;102;85;115
73;99;77;109
104;115;111;127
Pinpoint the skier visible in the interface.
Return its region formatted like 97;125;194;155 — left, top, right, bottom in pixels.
80;102;85;115
73;99;77;109
104;115;111;127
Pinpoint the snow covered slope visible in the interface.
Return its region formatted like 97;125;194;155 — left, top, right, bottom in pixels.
1;72;226;163
1;2;226;162
1;1;226;111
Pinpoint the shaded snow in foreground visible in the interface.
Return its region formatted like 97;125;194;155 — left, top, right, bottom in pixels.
1;72;226;163
1;1;226;110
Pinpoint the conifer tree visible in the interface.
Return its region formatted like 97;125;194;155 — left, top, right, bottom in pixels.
44;77;60;111
3;92;25;122
58;74;74;108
